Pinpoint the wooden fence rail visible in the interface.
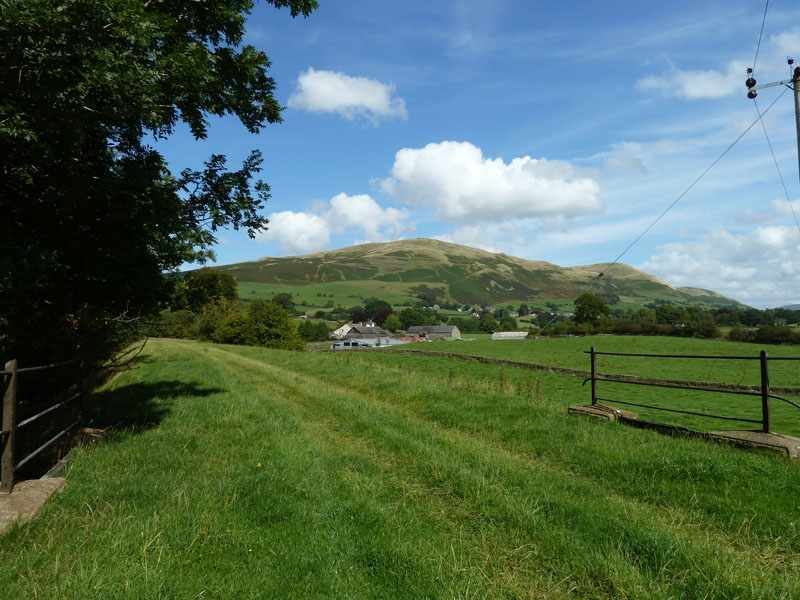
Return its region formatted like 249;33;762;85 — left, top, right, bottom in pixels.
1;358;83;494
586;347;800;433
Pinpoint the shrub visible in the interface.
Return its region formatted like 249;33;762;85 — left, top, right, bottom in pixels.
247;300;305;350
754;325;798;346
727;326;754;343
158;309;197;339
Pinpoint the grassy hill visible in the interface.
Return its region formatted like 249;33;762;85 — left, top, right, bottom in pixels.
217;239;745;309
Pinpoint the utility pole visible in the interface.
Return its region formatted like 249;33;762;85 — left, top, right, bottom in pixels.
794;64;800;186
745;58;800;186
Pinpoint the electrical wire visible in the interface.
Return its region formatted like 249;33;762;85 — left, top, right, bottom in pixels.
598;87;788;278
752;0;770;73
753;97;800;236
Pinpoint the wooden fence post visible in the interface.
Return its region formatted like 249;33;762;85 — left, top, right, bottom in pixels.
1;359;18;494
760;350;771;434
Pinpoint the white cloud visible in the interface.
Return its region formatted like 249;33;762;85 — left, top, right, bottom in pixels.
258;211;331;255
636;60;749;100
381;141;603;224
770;27;800;60
328;193;411;240
256;193;413;254
637;27;800;101
288;68;407;124
640;227;800;307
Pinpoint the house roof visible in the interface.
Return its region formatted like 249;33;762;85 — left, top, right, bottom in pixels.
407;325;459;334
349;325;390;335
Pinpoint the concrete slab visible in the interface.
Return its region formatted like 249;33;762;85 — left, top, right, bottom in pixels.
569;405;800;459
709;430;800;459
568;404;639;421
0;477;65;535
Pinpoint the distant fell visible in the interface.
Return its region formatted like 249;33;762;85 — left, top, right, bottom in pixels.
216;238;746;308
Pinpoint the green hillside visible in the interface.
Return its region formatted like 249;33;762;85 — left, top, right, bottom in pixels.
217;238;746;309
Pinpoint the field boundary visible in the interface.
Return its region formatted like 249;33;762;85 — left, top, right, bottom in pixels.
351;348;800;395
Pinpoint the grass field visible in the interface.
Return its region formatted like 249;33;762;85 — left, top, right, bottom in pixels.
238;281;423;310
399;335;800;388
382;335;800;436
2;338;800;598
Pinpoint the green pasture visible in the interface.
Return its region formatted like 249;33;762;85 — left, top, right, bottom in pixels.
237;281;421;310
402;335;800;389
3;338;800;598
356;348;800;437
386;335;800;435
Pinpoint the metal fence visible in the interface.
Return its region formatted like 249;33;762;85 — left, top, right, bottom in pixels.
1;358;83;493
586;347;800;433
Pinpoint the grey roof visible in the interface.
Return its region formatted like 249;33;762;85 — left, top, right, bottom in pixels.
407;325;459;334
348;325;390;335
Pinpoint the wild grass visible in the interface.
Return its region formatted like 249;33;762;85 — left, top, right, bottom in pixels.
2;338;799;598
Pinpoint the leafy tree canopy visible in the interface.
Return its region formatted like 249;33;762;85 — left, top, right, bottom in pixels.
271;293;297;313
479;313;499;333
383;313;402;333
399;308;425;330
175;268;238;312
574;293;609;324
0;0;317;364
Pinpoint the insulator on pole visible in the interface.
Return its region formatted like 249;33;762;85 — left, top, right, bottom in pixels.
748;89;758;99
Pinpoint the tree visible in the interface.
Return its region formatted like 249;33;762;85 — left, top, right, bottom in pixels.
573;293;609;325
498;316;518;331
313;321;331;341
175;268;238;312
0;0;317;365
271;293;297;314
383;313;402;333
363;298;393;325
297;319;315;341
247;300;304;350
479;313;499;333
655;305;682;326
399;308;425;329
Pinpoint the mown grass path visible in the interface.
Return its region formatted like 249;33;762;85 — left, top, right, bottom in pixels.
1;338;799;599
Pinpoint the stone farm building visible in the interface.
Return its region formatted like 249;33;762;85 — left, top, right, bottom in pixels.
406;325;461;340
342;324;391;339
331;322;384;340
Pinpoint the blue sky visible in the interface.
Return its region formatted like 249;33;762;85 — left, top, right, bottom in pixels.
155;0;800;308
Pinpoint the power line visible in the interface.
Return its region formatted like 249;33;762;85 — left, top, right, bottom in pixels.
752;0;770;72
598;87;788;277
753;97;800;236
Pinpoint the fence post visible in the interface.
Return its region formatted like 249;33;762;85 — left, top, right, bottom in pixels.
1;359;18;494
760;350;771;434
590;346;597;406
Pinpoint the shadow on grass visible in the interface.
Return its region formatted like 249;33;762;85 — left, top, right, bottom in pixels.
85;381;226;437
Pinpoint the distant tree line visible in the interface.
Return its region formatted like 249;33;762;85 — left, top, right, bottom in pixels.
160;269;305;350
518;293;800;345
